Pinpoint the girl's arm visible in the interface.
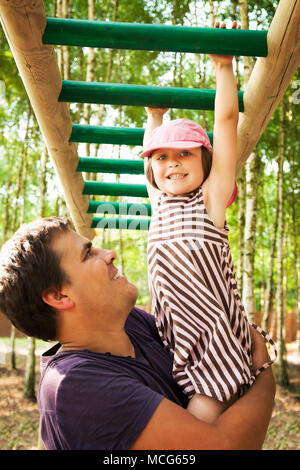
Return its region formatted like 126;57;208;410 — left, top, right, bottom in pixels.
143;107;168;207
143;107;168;147
202;22;240;228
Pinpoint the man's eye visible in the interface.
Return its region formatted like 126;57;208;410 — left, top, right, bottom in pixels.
85;248;93;260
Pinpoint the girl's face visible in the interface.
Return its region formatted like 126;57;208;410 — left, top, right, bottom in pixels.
151;147;204;195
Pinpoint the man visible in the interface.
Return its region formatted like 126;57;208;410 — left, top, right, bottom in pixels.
0;217;275;450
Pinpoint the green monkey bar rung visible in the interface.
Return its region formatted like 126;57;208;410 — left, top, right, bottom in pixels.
60;82;244;111
83;181;148;198
78;158;144;174
43;18;268;58
88;201;152;216
92;217;150;230
71;125;144;145
70;125;213;146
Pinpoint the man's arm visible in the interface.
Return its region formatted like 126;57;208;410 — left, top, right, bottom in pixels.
131;328;276;450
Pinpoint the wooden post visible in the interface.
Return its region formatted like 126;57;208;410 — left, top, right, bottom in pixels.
0;0;95;239
236;0;300;175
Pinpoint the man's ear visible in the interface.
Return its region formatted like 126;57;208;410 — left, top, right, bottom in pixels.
42;287;74;311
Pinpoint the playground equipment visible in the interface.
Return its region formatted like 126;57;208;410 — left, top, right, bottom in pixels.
0;0;299;239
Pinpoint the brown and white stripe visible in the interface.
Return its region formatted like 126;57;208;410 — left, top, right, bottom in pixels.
148;187;277;402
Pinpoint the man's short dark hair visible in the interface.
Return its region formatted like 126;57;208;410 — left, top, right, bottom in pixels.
0;216;72;341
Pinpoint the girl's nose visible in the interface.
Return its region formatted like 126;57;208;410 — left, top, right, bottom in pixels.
169;159;180;167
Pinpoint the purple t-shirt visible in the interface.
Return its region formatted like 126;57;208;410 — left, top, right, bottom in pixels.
38;307;188;450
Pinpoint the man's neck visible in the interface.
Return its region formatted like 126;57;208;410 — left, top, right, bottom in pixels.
59;328;135;358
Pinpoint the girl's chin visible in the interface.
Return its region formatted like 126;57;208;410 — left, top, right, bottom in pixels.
162;182;200;195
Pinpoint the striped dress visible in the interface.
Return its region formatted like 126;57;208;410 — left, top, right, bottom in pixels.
147;186;276;402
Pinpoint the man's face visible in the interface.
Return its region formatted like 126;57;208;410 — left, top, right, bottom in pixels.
52;230;138;327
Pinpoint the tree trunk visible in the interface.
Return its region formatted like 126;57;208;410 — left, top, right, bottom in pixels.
24;132;49;402
62;0;72;80
55;0;72;79
20;140;37;400
2;180;12;244
262;173;279;333
39;145;48;218
19;148;28;226
283;219;288;336
24;337;36;400
10;104;31;369
238;0;253;85
237;167;246;296
11;156;23;233
242;151;259;322
239;0;261;322
231;0;241;90
84;0;95;180
56;0;63;75
76;48;84;122
259;196;266;321
11;104;32;233
237;0;254;301
92;0;119;160
193;0;208;130
208;0;215;27
289;103;300;350
276;99;289;386
10;325;16;370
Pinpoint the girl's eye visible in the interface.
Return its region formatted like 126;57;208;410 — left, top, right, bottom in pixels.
180;151;191;157
156;154;167;160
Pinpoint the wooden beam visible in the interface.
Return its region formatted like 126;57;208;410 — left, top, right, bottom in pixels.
0;0;95;240
236;0;300;175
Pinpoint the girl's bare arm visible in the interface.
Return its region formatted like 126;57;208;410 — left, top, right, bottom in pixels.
202;22;240;228
143;107;168;207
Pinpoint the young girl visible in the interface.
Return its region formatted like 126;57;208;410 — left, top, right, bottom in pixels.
141;22;276;424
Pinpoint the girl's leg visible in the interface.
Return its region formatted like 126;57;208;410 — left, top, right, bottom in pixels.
187;393;237;424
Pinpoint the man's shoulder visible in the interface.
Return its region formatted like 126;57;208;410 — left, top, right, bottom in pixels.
126;306;160;341
127;306;155;327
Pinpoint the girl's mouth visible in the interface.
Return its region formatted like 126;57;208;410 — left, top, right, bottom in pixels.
167;173;188;180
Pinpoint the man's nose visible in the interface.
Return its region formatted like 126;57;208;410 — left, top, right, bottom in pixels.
102;249;117;264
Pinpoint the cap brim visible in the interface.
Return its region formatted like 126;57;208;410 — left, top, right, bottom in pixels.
140;141;205;158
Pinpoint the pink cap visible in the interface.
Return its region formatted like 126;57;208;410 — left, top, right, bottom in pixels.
141;119;213;158
226;181;238;208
